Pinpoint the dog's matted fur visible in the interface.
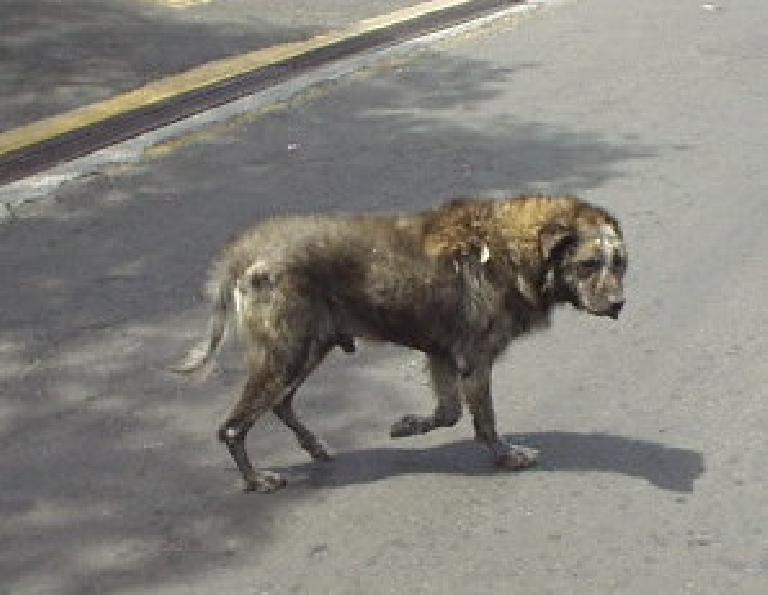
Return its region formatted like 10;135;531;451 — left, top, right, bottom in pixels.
174;195;628;492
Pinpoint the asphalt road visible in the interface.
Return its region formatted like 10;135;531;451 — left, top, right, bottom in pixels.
2;0;767;593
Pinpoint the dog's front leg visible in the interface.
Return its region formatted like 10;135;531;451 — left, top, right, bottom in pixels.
390;353;462;438
462;365;538;470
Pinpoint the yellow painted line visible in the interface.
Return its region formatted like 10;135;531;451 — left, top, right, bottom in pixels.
0;0;495;157
153;0;212;8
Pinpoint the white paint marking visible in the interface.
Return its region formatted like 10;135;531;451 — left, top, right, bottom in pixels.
479;243;491;263
233;287;245;316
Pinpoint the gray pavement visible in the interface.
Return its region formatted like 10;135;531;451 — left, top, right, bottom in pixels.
0;0;418;131
2;0;768;593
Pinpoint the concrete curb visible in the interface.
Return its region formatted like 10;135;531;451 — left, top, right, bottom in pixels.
0;0;525;185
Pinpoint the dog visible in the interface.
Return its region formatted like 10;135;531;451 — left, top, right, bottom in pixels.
173;195;628;492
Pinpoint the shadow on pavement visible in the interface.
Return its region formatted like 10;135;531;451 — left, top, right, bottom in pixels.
0;51;663;593
281;432;704;494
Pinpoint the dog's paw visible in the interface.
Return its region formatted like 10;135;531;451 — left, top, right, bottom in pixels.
307;442;333;461
297;435;333;461
390;414;422;438
493;443;539;471
243;470;287;493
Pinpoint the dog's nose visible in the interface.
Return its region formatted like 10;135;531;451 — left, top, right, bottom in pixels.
608;299;625;319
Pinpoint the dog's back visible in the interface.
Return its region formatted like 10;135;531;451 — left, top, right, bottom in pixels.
172;198;563;374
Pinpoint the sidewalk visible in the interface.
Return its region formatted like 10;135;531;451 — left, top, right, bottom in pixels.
0;0;519;183
1;0;417;132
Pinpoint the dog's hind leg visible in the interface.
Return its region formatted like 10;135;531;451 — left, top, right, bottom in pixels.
219;324;331;492
462;365;538;470
218;367;291;493
272;340;334;461
390;353;463;438
273;389;332;461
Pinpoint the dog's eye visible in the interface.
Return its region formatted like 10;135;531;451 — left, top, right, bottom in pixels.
577;258;602;277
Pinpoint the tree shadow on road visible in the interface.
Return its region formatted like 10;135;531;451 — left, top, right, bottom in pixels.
281;431;704;495
0;48;664;594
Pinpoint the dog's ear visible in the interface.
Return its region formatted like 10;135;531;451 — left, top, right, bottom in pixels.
539;221;576;263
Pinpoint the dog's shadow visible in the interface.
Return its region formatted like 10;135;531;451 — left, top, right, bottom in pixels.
278;431;704;493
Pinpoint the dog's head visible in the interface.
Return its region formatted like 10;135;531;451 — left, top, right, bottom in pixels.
540;217;628;319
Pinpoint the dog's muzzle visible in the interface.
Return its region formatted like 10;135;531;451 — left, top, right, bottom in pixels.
607;299;625;320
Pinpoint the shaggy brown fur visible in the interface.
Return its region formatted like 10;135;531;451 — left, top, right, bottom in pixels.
173;195;628;492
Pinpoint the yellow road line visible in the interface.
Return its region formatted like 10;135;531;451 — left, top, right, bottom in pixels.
0;0;494;157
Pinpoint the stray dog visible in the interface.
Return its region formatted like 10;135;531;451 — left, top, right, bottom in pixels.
173;195;628;492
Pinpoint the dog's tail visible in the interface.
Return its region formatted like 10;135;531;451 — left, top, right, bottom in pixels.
169;261;237;376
